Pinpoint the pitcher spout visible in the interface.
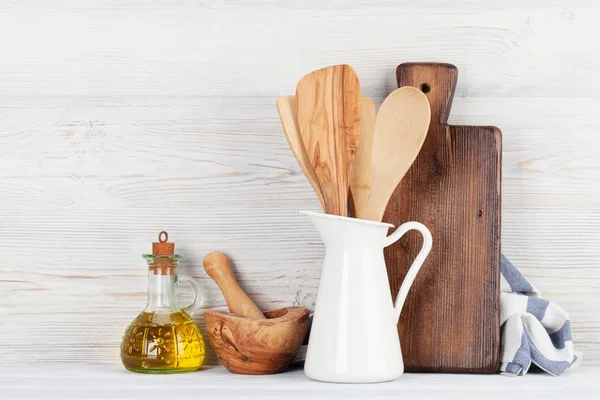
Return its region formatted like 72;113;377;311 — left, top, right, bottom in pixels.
301;211;393;247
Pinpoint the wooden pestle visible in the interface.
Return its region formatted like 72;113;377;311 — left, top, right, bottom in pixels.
203;251;266;320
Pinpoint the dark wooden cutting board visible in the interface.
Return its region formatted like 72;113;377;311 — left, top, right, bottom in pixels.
383;63;502;373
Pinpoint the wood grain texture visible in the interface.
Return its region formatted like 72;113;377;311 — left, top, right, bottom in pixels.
0;0;599;367
364;86;430;221
277;96;326;210
346;97;376;218
384;63;502;372
203;251;266;320
296;65;362;216
204;307;309;374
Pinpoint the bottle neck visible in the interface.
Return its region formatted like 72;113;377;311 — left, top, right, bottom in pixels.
145;268;176;312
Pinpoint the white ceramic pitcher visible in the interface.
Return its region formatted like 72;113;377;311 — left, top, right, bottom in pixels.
302;211;432;383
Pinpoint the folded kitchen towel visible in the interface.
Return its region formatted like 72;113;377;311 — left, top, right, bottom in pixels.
500;253;581;376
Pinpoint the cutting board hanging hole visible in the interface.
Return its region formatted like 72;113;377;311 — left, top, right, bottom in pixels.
420;83;431;93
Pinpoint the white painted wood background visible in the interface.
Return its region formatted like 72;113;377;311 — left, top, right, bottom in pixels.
0;0;598;367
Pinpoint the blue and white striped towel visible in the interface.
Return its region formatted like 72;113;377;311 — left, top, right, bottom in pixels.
500;254;581;376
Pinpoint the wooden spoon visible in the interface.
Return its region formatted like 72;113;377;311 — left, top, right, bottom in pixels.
349;97;377;218
295;65;362;216
276;95;325;210
363;86;431;222
203;251;266;320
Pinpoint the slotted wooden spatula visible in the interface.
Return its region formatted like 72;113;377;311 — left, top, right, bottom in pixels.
360;86;430;221
295;65;362;216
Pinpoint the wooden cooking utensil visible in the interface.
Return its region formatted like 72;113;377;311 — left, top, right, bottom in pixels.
203;251;265;320
276;95;325;210
360;86;431;222
384;63;502;373
349;97;377;218
295;64;362;216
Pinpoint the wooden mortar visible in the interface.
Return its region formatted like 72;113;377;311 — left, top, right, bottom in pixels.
204;307;309;375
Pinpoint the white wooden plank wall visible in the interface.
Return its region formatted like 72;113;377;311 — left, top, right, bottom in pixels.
0;0;598;366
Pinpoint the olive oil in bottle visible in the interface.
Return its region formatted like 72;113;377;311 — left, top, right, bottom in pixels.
120;232;205;373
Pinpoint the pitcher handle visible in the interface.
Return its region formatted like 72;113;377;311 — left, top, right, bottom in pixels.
384;222;432;323
177;275;204;316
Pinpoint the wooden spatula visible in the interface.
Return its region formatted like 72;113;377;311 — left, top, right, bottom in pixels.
349;97;377;218
295;65;362;216
276;95;325;210
362;86;431;222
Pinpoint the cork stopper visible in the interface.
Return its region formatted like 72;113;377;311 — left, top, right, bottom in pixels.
152;231;175;256
151;231;176;274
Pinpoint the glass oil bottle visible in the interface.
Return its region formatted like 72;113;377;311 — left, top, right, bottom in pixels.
121;231;205;373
